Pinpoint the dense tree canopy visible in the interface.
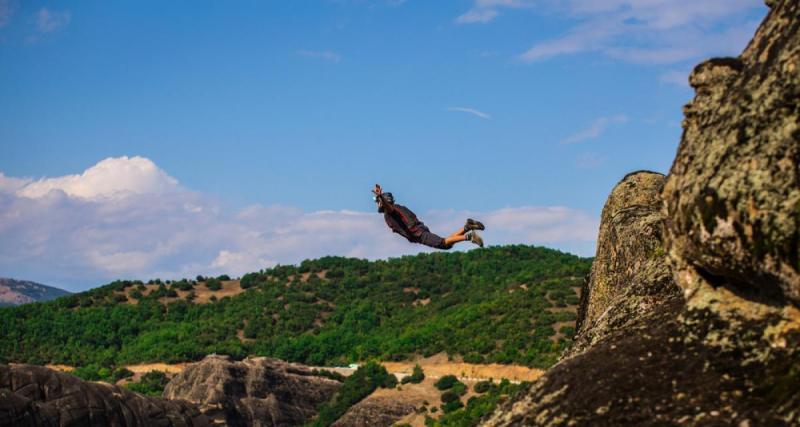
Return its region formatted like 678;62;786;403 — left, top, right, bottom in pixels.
0;245;590;369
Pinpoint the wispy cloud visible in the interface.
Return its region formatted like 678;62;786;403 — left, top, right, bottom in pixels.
297;49;342;63
35;7;71;33
458;0;765;65
456;0;533;24
447;107;491;120
562;114;628;144
0;157;597;290
0;0;15;28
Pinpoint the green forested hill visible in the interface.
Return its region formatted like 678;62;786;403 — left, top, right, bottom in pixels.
0;245;590;370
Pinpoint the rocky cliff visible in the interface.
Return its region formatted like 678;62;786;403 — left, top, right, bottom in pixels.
484;0;800;425
0;363;208;426
163;355;341;427
567;171;682;358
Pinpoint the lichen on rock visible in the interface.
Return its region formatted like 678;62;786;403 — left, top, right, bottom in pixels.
568;171;682;358
484;1;800;424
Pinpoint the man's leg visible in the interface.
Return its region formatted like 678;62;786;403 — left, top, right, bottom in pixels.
443;228;468;246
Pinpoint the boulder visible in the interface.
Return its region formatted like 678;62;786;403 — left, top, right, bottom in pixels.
162;355;341;427
0;363;207;426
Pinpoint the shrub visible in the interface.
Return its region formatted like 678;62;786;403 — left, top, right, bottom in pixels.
442;400;464;413
175;280;194;291
111;367;134;382
402;363;425;384
441;390;460;403
434;375;459;391
473;380;492;394
72;364;107;381
240;273;259;289
309;361;396;427
217;274;231;281
451;381;467;396
206;279;222;291
126;370;169;397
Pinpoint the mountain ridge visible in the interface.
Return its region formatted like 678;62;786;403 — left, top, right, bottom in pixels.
0;277;71;307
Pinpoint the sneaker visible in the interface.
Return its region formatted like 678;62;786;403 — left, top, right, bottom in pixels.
466;231;484;248
464;218;485;232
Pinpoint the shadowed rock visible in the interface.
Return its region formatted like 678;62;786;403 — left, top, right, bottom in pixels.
162;355;341;427
0;364;208;426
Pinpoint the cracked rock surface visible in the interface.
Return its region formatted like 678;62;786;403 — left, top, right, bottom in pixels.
484;1;800;425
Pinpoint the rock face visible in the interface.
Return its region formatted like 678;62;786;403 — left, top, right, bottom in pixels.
0;363;208;426
484;1;800;424
162;355;341;427
568;171;682;357
663;0;800;307
331;396;416;427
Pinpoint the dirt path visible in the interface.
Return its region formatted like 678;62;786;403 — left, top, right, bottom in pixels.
381;352;543;383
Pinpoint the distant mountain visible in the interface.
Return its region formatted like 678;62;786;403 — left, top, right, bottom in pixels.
0;278;71;307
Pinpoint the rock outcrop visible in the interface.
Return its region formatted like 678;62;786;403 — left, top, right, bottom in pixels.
663;0;800;307
484;0;800;424
0;363;208;426
567;171;682;357
331;396;416;427
162;355;341;427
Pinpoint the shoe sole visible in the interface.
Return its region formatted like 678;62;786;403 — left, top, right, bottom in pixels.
467;219;485;231
471;232;484;248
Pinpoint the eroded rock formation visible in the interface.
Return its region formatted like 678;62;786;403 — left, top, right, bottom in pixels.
0;363;208;426
484;0;800;424
331;396;416;427
162;355;341;427
568;171;682;357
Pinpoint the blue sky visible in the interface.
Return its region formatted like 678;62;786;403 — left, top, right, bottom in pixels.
0;0;768;290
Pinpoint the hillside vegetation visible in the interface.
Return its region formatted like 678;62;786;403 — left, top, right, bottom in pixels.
0;245;589;370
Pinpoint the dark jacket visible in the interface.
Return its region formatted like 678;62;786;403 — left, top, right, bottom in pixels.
381;201;426;243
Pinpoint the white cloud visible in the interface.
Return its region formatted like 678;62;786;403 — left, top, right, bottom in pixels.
0;172;31;194
297;50;342;62
35;7;70;33
458;0;765;65
17;156;180;199
562;114;628;145
447;107;491;120
0;157;598;290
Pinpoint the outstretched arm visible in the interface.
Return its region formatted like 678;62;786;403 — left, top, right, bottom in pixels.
373;184;395;213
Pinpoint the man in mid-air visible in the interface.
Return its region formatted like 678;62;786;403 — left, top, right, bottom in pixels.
373;184;485;250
